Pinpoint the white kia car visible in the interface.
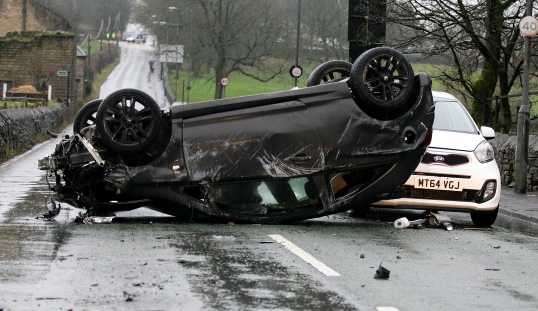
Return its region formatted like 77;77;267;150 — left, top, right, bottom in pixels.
368;91;501;226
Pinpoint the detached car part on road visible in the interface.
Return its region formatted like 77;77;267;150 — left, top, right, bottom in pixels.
38;47;435;223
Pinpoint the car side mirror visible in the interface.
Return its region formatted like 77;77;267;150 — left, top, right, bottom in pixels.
480;126;495;140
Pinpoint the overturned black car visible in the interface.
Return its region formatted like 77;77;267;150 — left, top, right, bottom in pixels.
38;47;435;223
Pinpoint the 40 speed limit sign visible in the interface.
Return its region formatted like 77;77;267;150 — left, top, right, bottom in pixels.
220;77;230;86
519;16;538;37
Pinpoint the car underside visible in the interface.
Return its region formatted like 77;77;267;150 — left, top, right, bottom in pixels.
38;47;435;223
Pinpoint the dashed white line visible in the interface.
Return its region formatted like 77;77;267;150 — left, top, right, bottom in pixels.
268;234;340;277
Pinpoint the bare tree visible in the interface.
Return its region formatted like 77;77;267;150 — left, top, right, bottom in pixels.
388;0;537;133
194;0;292;99
301;0;348;62
137;0;293;99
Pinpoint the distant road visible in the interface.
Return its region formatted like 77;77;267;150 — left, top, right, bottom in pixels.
99;40;169;109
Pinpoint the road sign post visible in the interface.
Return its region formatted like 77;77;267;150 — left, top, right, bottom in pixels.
220;77;230;99
515;11;536;193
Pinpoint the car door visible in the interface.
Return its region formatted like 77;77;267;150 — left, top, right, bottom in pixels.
182;100;323;183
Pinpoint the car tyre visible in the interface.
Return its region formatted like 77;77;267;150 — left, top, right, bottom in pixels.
73;99;102;133
96;89;162;154
349;47;414;120
470;206;499;227
307;60;352;87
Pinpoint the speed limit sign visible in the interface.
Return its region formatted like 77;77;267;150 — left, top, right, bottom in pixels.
289;65;303;78
220;77;230;86
519;16;538;37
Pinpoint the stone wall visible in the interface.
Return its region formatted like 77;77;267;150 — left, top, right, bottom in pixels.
490;133;538;191
0;31;76;102
0;104;68;158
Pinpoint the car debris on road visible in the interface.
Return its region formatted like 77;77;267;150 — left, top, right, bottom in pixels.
393;212;454;230
41;197;61;220
374;263;390;279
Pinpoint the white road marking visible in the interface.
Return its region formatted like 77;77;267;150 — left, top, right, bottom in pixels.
268;234;340;277
376;307;401;311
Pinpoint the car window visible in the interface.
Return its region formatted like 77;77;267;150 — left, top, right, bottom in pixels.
207;177;320;216
432;98;477;133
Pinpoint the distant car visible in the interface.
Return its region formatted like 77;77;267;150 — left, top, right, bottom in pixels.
126;34;146;44
38;47;434;223
368;91;501;226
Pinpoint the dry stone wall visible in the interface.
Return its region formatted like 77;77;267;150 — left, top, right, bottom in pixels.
490;133;538;191
0;104;68;158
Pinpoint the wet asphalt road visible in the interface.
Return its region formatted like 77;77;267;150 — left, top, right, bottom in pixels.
1;39;538;311
1;136;538;311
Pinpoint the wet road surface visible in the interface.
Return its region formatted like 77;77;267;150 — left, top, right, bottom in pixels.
1;142;538;311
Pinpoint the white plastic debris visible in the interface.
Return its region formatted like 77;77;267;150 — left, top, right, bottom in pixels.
394;217;411;229
393;213;452;230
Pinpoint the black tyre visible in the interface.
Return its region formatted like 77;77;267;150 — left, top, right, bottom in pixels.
96;89;162;154
307;60;352;87
349;47;414;119
470;206;499;227
73;99;102;133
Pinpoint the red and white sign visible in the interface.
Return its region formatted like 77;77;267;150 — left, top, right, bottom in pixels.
220;77;230;86
519;16;538;37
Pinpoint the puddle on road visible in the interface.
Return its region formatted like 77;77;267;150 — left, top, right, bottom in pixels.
172;230;359;310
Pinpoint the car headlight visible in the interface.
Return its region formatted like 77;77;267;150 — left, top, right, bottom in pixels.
474;140;495;163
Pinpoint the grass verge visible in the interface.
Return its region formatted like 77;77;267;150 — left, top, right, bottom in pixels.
168;63;450;104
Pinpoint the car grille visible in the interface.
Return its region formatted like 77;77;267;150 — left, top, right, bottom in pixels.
403;186;478;202
421;152;469;166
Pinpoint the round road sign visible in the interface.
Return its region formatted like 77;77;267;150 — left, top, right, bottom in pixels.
220;77;230;86
519;16;538;37
290;65;303;78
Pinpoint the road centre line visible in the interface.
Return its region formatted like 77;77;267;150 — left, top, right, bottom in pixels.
268;234;340;277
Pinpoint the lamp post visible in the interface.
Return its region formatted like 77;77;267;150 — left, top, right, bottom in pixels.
169;6;193;104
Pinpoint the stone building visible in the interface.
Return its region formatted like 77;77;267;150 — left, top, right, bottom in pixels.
0;0;71;36
0;0;79;105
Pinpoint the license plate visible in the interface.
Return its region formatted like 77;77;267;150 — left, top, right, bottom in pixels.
414;177;462;191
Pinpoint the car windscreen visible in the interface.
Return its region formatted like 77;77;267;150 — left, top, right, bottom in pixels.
432;99;477;133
